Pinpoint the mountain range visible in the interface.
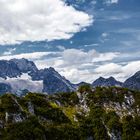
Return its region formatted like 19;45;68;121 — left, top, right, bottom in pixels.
0;58;139;95
92;76;123;87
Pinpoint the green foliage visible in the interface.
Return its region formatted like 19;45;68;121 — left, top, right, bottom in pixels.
62;106;77;123
50;92;79;106
36;107;70;123
1;94;20;113
122;115;140;140
104;111;122;136
87;87;126;106
78;84;92;93
133;91;140;107
25;93;50;108
0;87;140;139
45;124;84;140
2;116;45;140
78;105;109;140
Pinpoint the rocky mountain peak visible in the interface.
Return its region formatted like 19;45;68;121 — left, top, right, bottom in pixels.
92;76;122;87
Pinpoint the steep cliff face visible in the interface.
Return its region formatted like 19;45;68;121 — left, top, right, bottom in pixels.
0;87;140;140
42;68;75;94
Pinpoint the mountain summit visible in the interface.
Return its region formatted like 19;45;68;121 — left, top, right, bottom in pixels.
92;76;123;87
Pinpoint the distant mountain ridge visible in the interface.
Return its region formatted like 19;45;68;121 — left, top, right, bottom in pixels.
0;58;139;95
92;76;123;87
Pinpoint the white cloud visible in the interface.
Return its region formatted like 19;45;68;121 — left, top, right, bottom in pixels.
122;61;140;78
61;49;119;66
61;60;140;83
34;49;120;83
35;49;119;69
111;0;119;4
94;61;140;82
59;68;92;83
105;0;119;5
0;52;53;60
56;45;66;51
0;0;93;45
101;32;109;38
3;48;16;55
84;43;99;47
94;63;122;74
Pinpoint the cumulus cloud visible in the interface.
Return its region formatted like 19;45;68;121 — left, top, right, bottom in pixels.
61;49;119;66
94;63;122;74
34;49;120;83
35;49;120;68
0;0;93;45
94;61;140;82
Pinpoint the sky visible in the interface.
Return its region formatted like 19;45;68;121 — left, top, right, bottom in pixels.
0;0;140;83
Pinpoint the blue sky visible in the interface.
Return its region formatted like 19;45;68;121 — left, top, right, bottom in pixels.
0;0;140;83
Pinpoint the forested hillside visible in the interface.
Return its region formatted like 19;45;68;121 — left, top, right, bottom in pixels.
0;86;140;140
